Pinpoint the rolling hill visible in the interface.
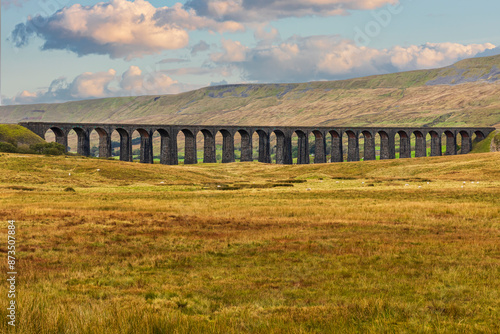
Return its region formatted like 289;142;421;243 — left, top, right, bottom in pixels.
1;55;500;127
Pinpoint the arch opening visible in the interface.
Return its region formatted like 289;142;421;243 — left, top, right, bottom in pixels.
112;128;132;161
294;130;309;164
459;131;471;154
44;127;67;152
70;127;90;156
154;129;174;165
89;128;111;158
179;129;197;165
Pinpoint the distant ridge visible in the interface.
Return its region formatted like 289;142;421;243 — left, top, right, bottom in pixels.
2;55;500;128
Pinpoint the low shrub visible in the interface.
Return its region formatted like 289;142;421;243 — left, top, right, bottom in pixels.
30;142;66;155
0;142;18;153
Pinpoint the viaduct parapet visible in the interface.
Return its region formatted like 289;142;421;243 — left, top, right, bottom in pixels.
19;122;495;165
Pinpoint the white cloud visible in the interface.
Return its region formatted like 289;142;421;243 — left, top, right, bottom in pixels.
5;66;196;105
10;0;243;60
184;0;400;22
70;70;117;98
153;3;244;33
211;39;248;63
210;35;496;82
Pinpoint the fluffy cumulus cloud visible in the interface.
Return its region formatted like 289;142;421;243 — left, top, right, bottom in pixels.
9;0;400;60
9;0;242;60
153;3;244;33
211;39;248;63
5;67;194;105
184;0;399;22
210;35;495;82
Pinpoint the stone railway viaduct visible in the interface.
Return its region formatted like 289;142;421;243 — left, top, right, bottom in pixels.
20;122;495;165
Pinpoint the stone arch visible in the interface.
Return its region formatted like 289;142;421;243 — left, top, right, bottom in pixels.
294;130;309;164
154;128;176;165
72;127;90;156
428;130;441;156
44;127;67;151
112;128;132;162
361;130;375;161
180;129;197;164
312;130;326;163
89;128;111;158
443;130;456;156
256;130;271;163
474;130;486;142
378;130;394;160
238;129;253;162
134;128;153;164
329;130;343;163
273;129;291;164
397;130;411;159
199;129;216;163
413;130;426;157
218;129;235;163
345;130;359;162
459;130;471;154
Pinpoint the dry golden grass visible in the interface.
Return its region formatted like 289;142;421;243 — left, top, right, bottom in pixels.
0;152;499;333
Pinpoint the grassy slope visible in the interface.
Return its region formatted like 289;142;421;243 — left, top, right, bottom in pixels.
471;130;500;153
0;153;499;333
0;124;45;146
2;56;500;127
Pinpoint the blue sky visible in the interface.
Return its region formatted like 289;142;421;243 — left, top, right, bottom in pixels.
2;0;500;105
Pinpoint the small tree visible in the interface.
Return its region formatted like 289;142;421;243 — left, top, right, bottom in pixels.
30;142;66;155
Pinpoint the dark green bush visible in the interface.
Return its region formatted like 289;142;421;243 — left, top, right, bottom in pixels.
30;142;66;155
0;142;18;153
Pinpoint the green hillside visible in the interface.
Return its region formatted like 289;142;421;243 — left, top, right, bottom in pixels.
1;55;500;127
0;124;45;146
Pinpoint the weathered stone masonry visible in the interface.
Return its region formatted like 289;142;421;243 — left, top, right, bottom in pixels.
19;122;495;165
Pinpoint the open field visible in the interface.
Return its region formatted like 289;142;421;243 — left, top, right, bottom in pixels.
0;152;499;333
